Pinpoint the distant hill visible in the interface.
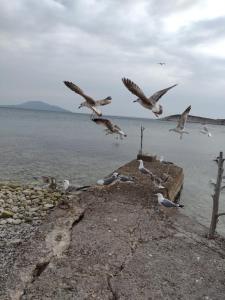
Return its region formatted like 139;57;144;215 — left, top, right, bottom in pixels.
0;101;70;113
161;114;225;125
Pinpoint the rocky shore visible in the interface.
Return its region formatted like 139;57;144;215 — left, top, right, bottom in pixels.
0;183;63;225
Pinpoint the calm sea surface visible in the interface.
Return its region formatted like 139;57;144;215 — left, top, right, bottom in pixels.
0;108;225;234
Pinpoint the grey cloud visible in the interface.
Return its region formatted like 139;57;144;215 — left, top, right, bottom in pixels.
0;0;225;118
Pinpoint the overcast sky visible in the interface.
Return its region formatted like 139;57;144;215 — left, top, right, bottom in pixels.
1;0;225;118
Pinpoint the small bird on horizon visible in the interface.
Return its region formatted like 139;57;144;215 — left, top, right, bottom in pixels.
158;62;166;66
155;193;184;208
122;77;177;117
92;117;127;139
169;105;191;139
63;81;112;117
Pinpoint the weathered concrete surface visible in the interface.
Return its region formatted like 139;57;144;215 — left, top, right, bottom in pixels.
2;159;225;300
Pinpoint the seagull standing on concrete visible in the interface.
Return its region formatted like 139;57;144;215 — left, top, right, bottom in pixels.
169;105;191;139
138;160;154;177
118;174;135;183
63;180;90;193
138;160;165;189
122;78;177;117
64;81;111;117
97;172;119;186
155;193;184;208
92;118;127;139
200;125;212;137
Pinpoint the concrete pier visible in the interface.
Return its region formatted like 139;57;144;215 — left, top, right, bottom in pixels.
1;158;225;300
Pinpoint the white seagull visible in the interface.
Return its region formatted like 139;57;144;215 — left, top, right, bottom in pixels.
155;193;184;208
118;174;135;183
138;160;165;189
64;81;112;117
138;160;154;177
63;180;90;193
200;125;212;137
122;77;177;117
92;118;127;139
97;172;119;185
169;105;191;139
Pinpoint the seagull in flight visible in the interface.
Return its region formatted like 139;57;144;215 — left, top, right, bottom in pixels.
92;118;127;139
200;125;212;137
122;78;177;117
158;62;166;66
155;193;184;208
169;105;191;139
63;81;112;117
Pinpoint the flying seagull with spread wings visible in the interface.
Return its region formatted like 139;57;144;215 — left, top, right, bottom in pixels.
169;105;191;139
92;118;127;138
63;81;112;117
200;125;212;137
122;78;177;117
158;62;166;66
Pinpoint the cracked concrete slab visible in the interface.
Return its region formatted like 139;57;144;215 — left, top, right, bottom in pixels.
1;159;225;300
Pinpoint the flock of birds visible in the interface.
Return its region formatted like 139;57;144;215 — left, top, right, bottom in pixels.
61;75;216;208
35;156;182;209
63;77;212;140
35;74;215;209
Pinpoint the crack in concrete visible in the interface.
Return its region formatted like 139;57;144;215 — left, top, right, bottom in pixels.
106;274;118;300
8;208;85;300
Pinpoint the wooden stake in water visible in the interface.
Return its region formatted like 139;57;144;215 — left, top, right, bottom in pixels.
139;125;145;155
208;151;225;239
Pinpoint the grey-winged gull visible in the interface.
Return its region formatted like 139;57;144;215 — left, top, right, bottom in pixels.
155;193;184;208
33;176;57;189
122;77;177;117
63;180;90;193
138;160;154;176
138;160;165;189
200;125;212;137
64;81;112;117
169;105;191;139
97;172;119;186
92;118;127;139
118;174;135;183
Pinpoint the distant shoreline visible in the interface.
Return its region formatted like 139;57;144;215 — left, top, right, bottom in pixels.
161;114;225;125
0;105;224;125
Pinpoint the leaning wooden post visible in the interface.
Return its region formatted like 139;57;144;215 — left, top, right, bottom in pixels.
208;152;224;239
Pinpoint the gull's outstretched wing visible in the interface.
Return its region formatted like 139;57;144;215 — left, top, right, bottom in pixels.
122;78;150;104
177;105;191;130
150;84;177;104
95;97;112;106
64;81;96;106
